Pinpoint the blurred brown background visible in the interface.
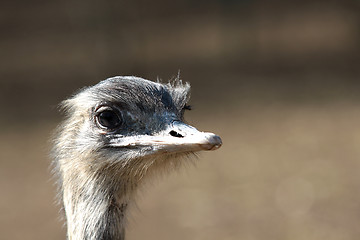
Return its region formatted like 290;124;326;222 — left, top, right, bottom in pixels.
1;0;360;239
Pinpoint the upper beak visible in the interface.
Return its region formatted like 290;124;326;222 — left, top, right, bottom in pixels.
110;121;222;154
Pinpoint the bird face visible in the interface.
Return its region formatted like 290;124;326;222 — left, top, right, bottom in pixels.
61;76;222;166
53;76;223;240
102;110;222;155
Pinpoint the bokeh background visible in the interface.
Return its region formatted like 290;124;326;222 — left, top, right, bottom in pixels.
1;0;360;239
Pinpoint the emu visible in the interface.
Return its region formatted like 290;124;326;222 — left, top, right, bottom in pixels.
52;76;222;240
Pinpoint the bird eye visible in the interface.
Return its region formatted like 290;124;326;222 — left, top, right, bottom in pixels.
96;109;122;130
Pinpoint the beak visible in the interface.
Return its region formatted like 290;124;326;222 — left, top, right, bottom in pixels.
110;121;222;154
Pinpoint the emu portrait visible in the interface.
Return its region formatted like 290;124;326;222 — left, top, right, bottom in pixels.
52;76;222;240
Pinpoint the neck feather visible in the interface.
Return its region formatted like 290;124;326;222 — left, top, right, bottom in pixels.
62;174;131;240
57;150;176;240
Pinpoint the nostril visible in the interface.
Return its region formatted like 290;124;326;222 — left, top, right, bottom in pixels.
169;130;184;138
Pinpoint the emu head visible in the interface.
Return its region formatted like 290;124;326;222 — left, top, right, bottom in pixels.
54;76;222;195
52;76;222;239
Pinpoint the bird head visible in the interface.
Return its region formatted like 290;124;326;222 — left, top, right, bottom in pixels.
55;76;222;183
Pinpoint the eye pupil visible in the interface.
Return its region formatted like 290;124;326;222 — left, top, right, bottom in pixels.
97;110;121;129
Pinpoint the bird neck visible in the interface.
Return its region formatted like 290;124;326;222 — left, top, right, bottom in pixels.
63;179;130;240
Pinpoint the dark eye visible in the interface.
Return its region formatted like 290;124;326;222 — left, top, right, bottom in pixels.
96;109;122;130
